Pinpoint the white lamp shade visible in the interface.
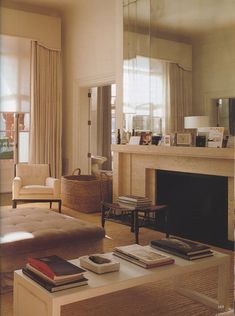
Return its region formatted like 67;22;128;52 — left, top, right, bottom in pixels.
184;116;210;129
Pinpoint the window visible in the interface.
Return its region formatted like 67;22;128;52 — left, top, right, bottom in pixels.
123;56;168;134
0;35;31;162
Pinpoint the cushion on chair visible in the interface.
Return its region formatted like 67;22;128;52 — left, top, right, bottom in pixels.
16;164;50;186
19;185;54;195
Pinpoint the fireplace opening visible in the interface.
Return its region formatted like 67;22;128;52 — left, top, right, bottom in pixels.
156;170;229;249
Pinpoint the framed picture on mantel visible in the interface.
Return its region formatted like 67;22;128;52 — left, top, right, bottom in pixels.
176;133;192;146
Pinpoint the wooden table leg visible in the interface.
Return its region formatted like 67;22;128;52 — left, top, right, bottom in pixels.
134;210;139;244
101;203;105;228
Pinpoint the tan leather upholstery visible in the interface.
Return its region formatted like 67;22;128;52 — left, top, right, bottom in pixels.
12;164;61;211
0;207;105;293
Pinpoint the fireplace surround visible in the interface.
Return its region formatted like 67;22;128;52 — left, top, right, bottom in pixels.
111;144;234;248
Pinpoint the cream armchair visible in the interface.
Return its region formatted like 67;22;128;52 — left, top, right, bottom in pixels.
12;164;61;212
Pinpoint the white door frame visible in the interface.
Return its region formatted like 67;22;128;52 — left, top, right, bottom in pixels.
72;73;115;175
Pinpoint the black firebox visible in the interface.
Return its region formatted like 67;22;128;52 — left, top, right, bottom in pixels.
156;170;230;249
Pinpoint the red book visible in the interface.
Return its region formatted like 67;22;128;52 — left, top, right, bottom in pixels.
28;255;85;280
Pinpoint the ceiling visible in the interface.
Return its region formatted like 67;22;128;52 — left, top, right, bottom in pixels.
2;0;235;36
125;0;235;39
1;0;78;14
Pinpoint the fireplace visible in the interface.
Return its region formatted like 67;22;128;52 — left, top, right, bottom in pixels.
156;170;229;248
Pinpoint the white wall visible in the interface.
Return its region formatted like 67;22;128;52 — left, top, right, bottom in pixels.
62;0;123;174
0;7;61;49
192;26;235;115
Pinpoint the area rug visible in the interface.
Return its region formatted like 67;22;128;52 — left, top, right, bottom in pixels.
0;203;234;316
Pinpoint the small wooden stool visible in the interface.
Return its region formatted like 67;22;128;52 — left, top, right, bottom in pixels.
101;202;169;244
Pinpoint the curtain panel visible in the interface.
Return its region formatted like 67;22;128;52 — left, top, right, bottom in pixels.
30;41;62;178
166;63;192;133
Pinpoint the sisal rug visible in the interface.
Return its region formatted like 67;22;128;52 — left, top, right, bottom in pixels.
0;203;234;316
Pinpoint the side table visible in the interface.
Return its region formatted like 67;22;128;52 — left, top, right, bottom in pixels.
101;202;169;244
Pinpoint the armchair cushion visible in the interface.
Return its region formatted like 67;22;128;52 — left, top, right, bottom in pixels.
16;164;50;186
20;185;54;195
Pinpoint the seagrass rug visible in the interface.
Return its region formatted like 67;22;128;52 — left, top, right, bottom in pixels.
0;202;234;316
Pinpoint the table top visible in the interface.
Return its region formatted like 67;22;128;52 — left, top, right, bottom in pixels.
15;246;230;302
102;202;167;212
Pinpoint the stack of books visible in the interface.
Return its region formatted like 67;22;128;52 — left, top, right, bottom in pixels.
150;237;213;260
113;244;174;268
117;195;152;209
22;255;88;292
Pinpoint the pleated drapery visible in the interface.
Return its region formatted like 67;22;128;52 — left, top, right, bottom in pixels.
166;63;192;133
29;41;62;178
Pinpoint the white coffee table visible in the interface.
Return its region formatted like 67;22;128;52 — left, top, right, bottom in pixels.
13;247;231;316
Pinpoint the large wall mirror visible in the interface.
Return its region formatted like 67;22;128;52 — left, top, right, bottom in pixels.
123;0;235;137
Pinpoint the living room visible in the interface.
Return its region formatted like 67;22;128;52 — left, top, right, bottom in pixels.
0;0;234;315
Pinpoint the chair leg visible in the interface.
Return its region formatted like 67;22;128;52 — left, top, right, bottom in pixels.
12;200;17;208
49;202;52;209
58;201;61;213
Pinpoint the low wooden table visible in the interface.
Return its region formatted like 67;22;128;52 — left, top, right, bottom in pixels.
13;248;231;316
101;202;169;243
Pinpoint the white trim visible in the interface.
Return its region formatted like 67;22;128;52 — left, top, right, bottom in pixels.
72;73;116;174
76;73;116;88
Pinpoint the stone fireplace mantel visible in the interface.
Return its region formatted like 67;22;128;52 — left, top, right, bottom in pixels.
111;145;234;242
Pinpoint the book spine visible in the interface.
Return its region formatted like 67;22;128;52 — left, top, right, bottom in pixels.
150;244;190;260
22;268;88;292
22;268;54;291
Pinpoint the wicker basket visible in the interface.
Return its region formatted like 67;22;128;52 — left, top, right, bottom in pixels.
61;168;112;213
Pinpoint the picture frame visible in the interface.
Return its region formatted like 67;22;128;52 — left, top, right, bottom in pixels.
197;127;224;148
163;134;171;146
140;131;152;145
176;133;192;146
128;136;141;145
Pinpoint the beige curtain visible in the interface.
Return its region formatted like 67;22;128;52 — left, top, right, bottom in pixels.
29;41;62;178
97;86;112;170
166;63;192;133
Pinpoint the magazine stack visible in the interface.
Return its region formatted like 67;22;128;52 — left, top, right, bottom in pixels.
22;255;88;292
117;195;152;209
150;237;213;260
113;244;174;268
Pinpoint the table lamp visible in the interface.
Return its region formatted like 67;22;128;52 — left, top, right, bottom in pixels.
184;116;210;146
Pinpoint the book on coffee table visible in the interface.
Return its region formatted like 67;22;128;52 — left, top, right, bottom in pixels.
28;255;86;281
113;244;174;268
22;268;88;292
150;237;213;260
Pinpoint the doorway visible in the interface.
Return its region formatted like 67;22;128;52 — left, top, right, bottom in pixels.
89;84;116;173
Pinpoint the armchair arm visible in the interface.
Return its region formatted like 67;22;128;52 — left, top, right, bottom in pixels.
12;177;22;199
46;177;61;197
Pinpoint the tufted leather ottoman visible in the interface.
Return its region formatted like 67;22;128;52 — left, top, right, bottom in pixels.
0;207;105;293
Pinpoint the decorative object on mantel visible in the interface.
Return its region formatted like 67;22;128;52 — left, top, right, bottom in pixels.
140;131;152;145
184;116;210;146
176;133;192;146
151;135;162;145
158;135;171;146
116;129;121;144
197;127;224;148
195;135;206;147
128;136;141;145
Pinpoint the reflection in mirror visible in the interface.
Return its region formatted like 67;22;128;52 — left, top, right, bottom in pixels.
123;0;235;141
209;98;235;136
